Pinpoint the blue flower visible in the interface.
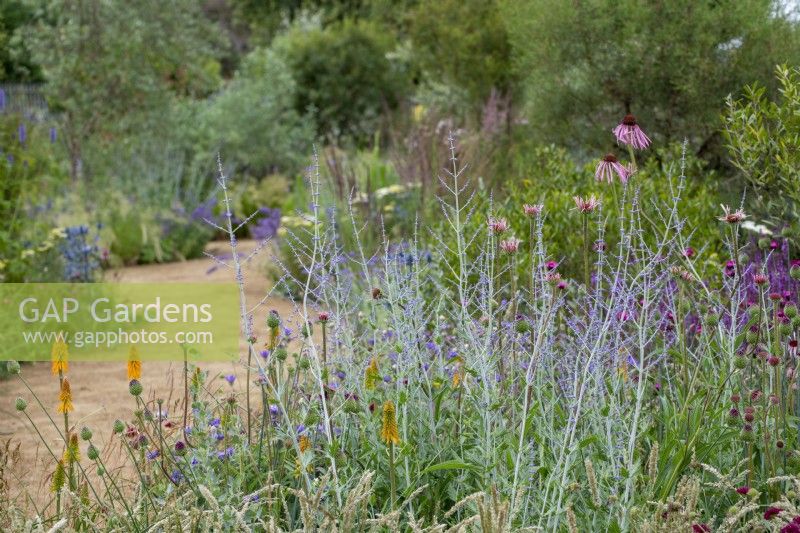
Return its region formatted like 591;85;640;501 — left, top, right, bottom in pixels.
170;470;183;483
224;374;236;385
209;417;221;427
146;450;160;461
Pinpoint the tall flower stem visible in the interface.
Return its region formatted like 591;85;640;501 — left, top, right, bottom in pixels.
582;214;590;290
388;442;396;509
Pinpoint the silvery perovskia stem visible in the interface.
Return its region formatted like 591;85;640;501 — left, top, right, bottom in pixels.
203;155;278;445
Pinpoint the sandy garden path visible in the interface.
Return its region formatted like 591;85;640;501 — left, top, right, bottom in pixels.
0;240;299;511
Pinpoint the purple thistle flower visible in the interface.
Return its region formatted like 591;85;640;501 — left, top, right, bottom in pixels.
17;123;26;145
595;154;629;184
613;114;651;149
146;449;160;461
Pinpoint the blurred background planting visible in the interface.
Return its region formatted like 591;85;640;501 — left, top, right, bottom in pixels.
2;0;800;280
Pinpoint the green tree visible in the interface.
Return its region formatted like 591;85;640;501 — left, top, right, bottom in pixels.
275;19;409;143
0;1;41;81
20;0;221;181
724;65;800;233
409;0;513;115
197;48;313;176
503;0;800;158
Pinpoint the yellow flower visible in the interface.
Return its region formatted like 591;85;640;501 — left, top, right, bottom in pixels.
20;249;35;259
57;378;74;413
51;339;69;375
51;460;66;493
452;365;464;388
63;433;80;463
127;346;141;380
299;435;311;453
364;358;380;390
412;104;426;123
618;361;629;382
380;400;400;445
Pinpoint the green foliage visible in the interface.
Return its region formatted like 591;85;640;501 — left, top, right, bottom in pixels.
21;0;221;180
275;19;409;143
197;48;312;177
410;0;513;113
724;65;800;234
0;1;40;81
503;0;800;154
105;200;212;266
0;113;69;281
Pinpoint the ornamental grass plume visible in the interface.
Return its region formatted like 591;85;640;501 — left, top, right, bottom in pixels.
57;377;74;413
127;345;141;380
595;154;629;184
51;338;68;375
613;114;651;150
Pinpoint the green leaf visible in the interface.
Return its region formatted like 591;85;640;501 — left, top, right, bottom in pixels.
421;460;478;475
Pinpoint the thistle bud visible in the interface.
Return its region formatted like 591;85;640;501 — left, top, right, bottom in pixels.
791;265;800;280
705;313;719;327
6;360;20;375
734;357;747;369
785;304;798;319
113;419;125;434
266;311;281;329
15;397;27;411
80;427;93;441
275;348;288;361
87;444;99;461
129;379;143;397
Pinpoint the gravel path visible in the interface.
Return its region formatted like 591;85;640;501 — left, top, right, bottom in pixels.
0;240;298;510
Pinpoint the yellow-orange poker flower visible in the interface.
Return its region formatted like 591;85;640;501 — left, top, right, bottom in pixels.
57;378;74;413
380;400;400;445
298;435;311;453
127;346;141;380
364;358;380;390
51;338;69;375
